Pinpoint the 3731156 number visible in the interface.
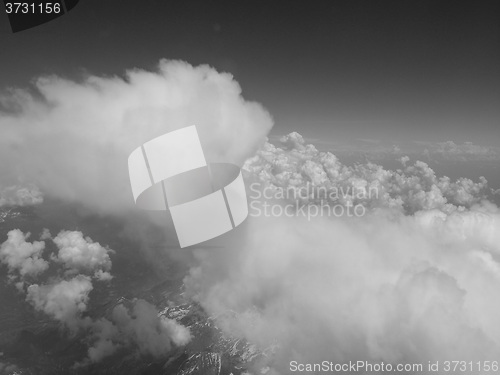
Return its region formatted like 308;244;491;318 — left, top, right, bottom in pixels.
5;2;61;14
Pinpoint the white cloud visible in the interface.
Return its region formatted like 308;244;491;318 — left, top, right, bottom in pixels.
110;299;191;356
26;275;93;331
52;230;113;280
81;299;192;364
3;228;191;366
185;208;500;372
0;60;273;215
244;135;490;214
40;228;52;240
184;133;500;373
0;229;48;281
0;185;43;207
399;155;410;166
435;140;499;161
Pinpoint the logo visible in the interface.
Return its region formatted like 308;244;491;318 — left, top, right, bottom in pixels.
128;125;248;248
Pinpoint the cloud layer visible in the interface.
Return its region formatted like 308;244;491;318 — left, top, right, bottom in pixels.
185;133;500;374
244;132;491;214
433;141;500;161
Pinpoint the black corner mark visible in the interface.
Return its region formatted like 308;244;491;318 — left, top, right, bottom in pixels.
4;0;80;33
62;0;77;11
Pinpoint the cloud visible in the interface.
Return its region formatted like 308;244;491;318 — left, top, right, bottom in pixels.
40;228;52;240
243;133;490;214
22;252;190;365
317;139;500;163
404;140;500;162
0;62;270;368
52;230;113;280
79;299;192;365
185;208;500;373
399;155;410;166
0;362;19;374
0;60;273;215
434;141;500;161
0;185;43;207
26;275;93;331
184;133;500;374
0;229;48;282
1;227;191;366
106;299;191;357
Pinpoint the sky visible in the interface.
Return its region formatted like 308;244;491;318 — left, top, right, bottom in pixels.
1;0;499;146
3;2;500;372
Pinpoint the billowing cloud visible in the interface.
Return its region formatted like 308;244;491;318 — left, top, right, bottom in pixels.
244;133;490;214
52;230;113;280
25;271;191;364
184;133;500;374
24;273;191;364
0;185;43;207
186;208;500;373
0;229;48;281
0;60;273;215
86;299;191;362
112;299;192;352
1;227;191;366
0;60;272;369
26;275;93;331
